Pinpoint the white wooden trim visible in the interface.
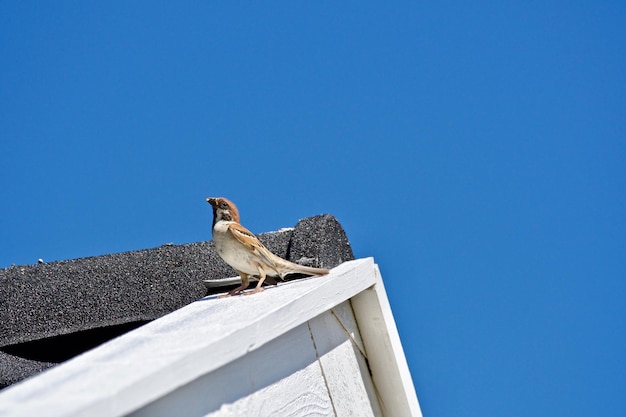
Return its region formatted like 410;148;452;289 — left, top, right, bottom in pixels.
133;313;336;417
352;265;423;417
0;258;422;417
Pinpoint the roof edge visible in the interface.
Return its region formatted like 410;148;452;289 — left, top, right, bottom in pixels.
0;258;378;416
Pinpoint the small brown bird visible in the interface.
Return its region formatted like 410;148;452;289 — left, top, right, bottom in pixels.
206;197;330;297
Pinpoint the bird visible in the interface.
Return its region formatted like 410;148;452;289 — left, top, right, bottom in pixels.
206;197;330;297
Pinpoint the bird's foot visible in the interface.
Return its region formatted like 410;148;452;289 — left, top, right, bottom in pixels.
219;285;248;298
243;287;265;296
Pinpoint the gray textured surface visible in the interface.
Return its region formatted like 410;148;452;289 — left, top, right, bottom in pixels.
0;214;354;389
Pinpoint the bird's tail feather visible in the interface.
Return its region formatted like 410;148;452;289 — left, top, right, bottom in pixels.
267;251;330;278
280;261;330;277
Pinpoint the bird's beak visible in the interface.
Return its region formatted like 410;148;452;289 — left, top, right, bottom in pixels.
206;197;216;206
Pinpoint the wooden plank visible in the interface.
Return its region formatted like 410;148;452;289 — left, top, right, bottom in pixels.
204;362;332;417
308;303;383;417
131;320;333;417
351;265;423;417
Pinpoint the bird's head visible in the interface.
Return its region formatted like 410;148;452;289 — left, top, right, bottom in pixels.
206;197;241;223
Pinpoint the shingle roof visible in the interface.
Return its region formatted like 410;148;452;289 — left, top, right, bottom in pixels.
0;214;353;389
0;258;423;417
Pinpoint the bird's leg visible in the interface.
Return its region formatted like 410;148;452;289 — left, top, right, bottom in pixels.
219;272;250;298
246;266;267;295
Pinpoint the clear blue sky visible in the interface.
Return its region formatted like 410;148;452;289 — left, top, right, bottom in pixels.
1;2;624;415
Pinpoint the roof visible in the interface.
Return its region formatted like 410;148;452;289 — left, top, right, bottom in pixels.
0;258;422;417
0;214;354;389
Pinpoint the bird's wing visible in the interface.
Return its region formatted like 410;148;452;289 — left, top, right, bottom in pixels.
226;222;329;278
227;222;281;270
226;222;262;248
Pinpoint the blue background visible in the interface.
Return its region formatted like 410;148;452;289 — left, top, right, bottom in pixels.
2;2;624;415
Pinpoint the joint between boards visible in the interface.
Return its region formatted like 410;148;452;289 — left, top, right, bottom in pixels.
307;320;339;417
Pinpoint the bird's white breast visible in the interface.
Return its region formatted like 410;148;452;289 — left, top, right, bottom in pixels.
212;221;259;276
